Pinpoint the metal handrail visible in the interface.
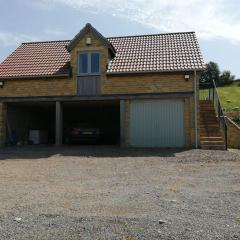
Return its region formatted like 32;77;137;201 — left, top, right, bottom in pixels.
199;80;228;150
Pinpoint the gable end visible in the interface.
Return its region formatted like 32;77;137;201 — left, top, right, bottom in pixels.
67;23;116;56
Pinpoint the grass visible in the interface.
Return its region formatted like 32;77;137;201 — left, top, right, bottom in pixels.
217;82;240;111
200;81;240;112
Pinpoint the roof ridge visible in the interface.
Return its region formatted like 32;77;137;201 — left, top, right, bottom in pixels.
107;31;196;39
21;31;196;45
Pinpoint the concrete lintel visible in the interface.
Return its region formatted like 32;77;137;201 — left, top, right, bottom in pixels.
0;92;194;103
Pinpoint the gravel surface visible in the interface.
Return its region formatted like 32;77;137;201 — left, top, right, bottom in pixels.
0;146;239;239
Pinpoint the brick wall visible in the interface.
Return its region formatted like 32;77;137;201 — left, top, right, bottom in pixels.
184;96;195;148
103;73;194;94
226;117;240;149
0;78;75;97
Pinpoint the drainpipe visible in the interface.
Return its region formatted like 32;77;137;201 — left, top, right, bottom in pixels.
194;70;198;149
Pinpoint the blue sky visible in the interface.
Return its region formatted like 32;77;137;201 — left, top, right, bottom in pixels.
0;0;240;78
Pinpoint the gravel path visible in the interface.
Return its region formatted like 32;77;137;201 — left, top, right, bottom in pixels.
0;146;239;239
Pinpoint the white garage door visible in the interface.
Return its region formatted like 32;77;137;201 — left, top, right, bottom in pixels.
129;99;185;147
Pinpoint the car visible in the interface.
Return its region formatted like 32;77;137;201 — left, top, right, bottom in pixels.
65;123;100;144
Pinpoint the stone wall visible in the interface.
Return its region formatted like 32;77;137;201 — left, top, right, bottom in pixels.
226;117;240;149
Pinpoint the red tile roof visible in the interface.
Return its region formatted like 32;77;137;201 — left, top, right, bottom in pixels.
0;32;205;79
107;32;205;73
0;41;70;79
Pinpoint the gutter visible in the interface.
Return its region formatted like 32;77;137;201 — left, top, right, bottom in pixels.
194;70;198;148
106;68;205;75
0;74;70;80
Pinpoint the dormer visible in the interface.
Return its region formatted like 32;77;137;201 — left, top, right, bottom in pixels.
67;23;116;95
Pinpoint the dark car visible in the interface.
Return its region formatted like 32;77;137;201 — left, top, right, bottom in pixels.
65;123;100;144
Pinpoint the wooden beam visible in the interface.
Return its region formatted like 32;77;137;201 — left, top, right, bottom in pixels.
0;92;193;103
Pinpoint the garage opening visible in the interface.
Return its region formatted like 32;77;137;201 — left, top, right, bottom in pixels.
6;102;55;145
62;100;120;145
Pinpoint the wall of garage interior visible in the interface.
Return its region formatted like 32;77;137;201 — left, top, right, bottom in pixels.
0;103;7;146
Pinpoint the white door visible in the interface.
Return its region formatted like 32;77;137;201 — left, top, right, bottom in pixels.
129;99;185;147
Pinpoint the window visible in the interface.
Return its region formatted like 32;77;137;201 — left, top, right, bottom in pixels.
78;52;100;75
79;53;88;74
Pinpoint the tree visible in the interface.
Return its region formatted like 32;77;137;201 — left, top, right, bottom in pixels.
200;61;220;85
219;70;235;85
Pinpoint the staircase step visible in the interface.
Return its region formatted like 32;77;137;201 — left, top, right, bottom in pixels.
200;130;222;133
200;137;223;141
200;100;213;104
201;141;225;146
200;122;219;125
199;100;226;150
200;132;222;136
201;145;226;150
200;135;223;138
200;106;215;108
200;119;218;122
200;116;217;118
200;124;219;127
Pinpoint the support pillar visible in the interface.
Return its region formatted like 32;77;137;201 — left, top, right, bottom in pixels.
0;103;7;147
55;101;63;146
120;100;125;146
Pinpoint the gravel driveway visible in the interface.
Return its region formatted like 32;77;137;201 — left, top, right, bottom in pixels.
0;146;239;239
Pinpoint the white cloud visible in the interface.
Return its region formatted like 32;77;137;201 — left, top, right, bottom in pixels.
0;32;39;46
36;0;240;43
43;29;66;36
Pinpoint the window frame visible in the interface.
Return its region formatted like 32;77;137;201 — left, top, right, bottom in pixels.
77;52;100;76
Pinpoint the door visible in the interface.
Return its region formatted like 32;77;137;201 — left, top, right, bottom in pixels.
129;99;185;147
77;76;100;95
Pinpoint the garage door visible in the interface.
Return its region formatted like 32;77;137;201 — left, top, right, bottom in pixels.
129;99;185;147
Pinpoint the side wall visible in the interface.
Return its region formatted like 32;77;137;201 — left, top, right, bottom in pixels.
226;117;240;149
103;72;194;94
0;72;194;97
0;78;75;97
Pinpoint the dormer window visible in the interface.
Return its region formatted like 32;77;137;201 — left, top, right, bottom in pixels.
78;52;100;75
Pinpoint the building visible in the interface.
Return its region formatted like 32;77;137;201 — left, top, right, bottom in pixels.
0;23;223;149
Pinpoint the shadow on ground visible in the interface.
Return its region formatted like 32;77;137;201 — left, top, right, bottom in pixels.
0;145;187;160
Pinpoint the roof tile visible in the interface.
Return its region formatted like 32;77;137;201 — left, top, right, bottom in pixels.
0;32;204;79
